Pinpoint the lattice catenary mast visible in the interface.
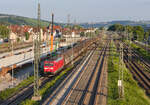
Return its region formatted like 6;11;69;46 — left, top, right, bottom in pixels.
32;3;41;101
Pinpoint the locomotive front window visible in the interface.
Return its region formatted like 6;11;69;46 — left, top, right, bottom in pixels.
45;63;54;66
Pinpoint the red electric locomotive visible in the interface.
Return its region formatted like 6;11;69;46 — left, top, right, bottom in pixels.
44;52;64;75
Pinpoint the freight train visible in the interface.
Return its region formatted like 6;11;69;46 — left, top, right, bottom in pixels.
43;38;99;75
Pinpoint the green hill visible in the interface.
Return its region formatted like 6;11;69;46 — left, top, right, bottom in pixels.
1;14;150;29
0;14;50;27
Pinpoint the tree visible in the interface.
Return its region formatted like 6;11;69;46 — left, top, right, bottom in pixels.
108;24;125;32
0;25;10;39
25;32;30;40
73;25;82;30
133;26;144;41
99;27;104;30
95;29;99;35
17;37;20;42
125;25;133;33
85;32;91;37
80;32;85;37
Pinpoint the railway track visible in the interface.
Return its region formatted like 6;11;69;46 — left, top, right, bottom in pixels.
122;42;150;78
133;41;150;53
0;76;54;105
42;38;109;105
132;52;150;73
0;37;101;105
114;40;150;95
115;41;150;73
125;42;150;73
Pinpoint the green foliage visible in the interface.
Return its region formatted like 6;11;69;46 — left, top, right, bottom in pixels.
95;29;99;35
108;41;150;105
73;25;83;30
80;32;85;37
20;100;39;105
108;24;125;32
0;76;34;100
108;24;147;42
99;27;105;30
17;37;20;42
25;32;30;40
125;25;133;33
0;16;49;27
144;32;149;40
133;26;144;41
0;25;10;38
85;32;95;38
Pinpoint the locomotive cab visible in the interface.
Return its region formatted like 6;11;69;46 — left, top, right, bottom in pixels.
44;51;64;75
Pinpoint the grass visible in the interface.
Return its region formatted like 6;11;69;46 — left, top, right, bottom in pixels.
0;76;34;100
20;66;73;105
108;41;150;105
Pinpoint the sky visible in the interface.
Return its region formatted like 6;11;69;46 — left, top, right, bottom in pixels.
0;0;150;23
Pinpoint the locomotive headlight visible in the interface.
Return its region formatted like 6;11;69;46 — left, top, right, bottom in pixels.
50;68;53;70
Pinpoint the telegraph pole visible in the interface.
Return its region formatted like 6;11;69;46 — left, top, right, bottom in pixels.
32;2;41;101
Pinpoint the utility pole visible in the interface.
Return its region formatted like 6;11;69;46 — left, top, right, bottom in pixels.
11;40;14;86
32;2;41;101
68;14;70;27
38;3;41;63
129;32;132;61
126;28;129;62
118;43;124;98
112;36;113;63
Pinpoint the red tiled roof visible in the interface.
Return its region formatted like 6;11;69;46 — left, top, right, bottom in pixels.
9;25;32;35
